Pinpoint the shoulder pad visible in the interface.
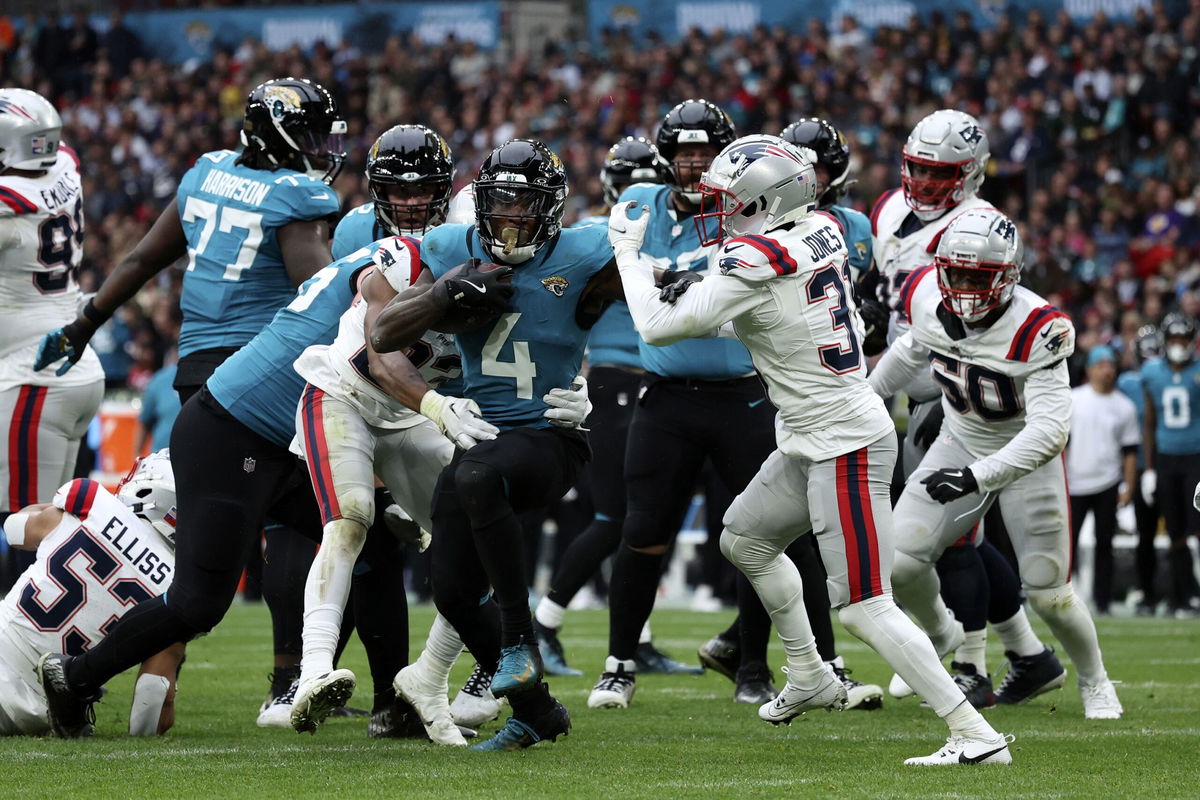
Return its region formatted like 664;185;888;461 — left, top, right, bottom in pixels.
717;234;801;282
53;479;103;519
870;188;901;236
277;176;340;218
0;185;38;216
373;236;423;293
897;264;937;322
1006;306;1074;365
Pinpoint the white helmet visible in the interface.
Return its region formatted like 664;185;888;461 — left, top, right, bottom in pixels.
117;449;178;546
901;109;989;221
935;208;1023;323
695;135;818;246
0;88;62;172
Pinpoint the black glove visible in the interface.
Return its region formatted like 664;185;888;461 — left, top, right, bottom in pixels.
858;298;890;357
658;270;703;304
440;259;514;313
912;402;945;450
921;467;978;504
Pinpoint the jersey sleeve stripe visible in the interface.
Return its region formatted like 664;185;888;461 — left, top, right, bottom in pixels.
815;209;845;234
7;386;47;510
869;188;899;236
0;186;37;214
60;144;79;168
735;234;799;276
400;235;422;286
65;479;100;518
299;384;343;525
1006;306;1069;362
899;264;936;323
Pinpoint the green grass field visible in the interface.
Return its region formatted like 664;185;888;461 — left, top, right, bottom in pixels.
2;604;1198;799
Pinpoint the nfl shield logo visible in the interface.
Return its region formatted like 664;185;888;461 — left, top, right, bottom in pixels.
243;457;256;473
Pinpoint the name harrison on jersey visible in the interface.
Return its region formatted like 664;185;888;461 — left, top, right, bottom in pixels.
199;169;271;206
93;515;172;586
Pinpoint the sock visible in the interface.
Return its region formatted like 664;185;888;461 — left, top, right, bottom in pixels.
414;614;465;690
955;629;988;675
535;597;566;630
1027;585;1107;684
980;539;1023;623
298;519;366;687
470;510;534;648
720;617;741;644
352;515;410;703
607;546;664;660
545;517;622;608
68;596;198;697
992;608;1044;658
943;699;1000;740
735;572;772;666
638;621;652;645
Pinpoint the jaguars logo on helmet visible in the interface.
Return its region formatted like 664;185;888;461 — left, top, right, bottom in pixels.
240;77;347;184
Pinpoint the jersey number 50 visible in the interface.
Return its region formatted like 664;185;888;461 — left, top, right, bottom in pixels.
930;353;1021;421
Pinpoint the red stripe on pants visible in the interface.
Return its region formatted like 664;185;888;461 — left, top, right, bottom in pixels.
836;453;864;603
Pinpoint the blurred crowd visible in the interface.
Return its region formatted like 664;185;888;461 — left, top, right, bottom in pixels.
2;2;1200;384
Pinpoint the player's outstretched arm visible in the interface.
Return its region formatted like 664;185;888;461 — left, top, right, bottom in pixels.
130;642;186;736
369;267;442;353
3;504;61;551
278;218;333;287
867;331;927;398
361;268;436;412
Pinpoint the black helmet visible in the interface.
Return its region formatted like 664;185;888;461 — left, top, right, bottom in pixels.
473;139;567;264
655;99;736;202
367;124;454;236
240;77;346;184
601;136;670;206
780;117;851;208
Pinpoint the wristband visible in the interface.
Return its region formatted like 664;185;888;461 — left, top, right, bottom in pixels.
82;298;110;327
419;390;446;425
4;512;30;546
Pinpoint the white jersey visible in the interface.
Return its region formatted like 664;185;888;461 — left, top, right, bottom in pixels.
0;147;103;390
620;211;894;461
868;267;1075;493
294;249;462;428
0;479;174;668
869;189;992;402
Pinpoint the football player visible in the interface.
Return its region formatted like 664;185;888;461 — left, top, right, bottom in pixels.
1140;312;1200;617
2;452;182;737
870;208;1122;720
34;78;348;724
0;88;103;588
1118;326;1163;614
612;135;1012;765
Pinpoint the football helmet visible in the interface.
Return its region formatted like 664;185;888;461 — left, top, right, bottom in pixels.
367;124;454;236
934;208;1023;323
473;139;567;264
240;78;347;184
1161;312;1197;365
116;449;177;546
0;88;62;172
780;118;851;209
601;136;670;206
902;109;989;221
694;135;817;246
1134;325;1163;363
656;99;737;204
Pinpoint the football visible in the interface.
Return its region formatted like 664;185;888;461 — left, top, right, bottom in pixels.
431;261;511;333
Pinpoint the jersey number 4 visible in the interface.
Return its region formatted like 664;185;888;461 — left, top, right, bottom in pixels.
806;263;862;374
17;528;154;656
482;313;537;399
181;196;264;281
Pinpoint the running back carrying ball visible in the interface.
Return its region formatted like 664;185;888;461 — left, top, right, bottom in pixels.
430;259;514;333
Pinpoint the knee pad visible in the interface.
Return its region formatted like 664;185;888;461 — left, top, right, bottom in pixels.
836;595;892;639
719;529;781;573
1018;549;1068;590
891;550;929;590
453;460;508;525
322;518;368;563
335;485;376;528
165;591;229;636
1025;584;1078;618
621;510;668;551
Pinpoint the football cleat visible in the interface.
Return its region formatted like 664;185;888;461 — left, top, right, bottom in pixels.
258;678;302;727
451;664;504;728
471;699;570;751
904;733;1014;766
734;662;777;705
367;697;426;739
951;661;996;709
490;637;543;698
759;665;847;725
994;648;1067;705
697;633;740;682
633;641;704;675
1080;677;1123;720
829;657;883;710
393;664;467;746
36;653;96;738
587;657;637;709
290;669;356;734
889;672;916;699
535;620;583;677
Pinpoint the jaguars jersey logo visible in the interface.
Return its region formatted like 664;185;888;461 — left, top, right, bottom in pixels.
542;276;569;296
264;85;303;120
854;241;868;260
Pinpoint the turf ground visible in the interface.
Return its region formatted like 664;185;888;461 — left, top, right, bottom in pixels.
2;604;1198;799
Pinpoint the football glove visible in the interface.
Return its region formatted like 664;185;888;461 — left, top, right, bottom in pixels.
658;270;703;304
609;201;651;256
543;376;591;428
382;502;431;553
1193;480;1200;512
1141;470;1157;506
439;258;513;313
922;467;978;504
419;390;499;451
911;402;945;450
858;298;890;357
34;319;95;376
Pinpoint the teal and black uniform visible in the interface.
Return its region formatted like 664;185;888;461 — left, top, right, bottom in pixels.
332;201;388;260
825;204;873;284
1118;368;1161;605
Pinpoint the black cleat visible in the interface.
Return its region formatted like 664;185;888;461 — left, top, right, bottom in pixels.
633;642;704;675
733;662;776;705
37;653;96;738
368;697;433;739
950;661;996;709
698;634;740;682
995;648;1067;705
471;699;570;751
535;620;583;677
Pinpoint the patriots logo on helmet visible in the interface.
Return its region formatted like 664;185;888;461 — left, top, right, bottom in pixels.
959;125;984;145
0;99;35;120
995;218;1017;240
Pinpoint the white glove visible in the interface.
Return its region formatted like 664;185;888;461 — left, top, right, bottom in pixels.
1193;480;1200;512
608;201;651;257
420;390;499;450
543;376;592;429
1141;469;1157;505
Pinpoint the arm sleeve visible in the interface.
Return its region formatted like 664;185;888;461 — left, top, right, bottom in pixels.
867;330;929;398
969;361;1072;492
1119;400;1141;447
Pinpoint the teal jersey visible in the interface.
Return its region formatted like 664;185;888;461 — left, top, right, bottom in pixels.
1117;370;1147;469
176;150;340;358
1139;357;1200;455
139;365;181;452
206;243;381;448
618;184;755;380
332;202;388;260
421;224;612;429
574;215;641;370
825;205;873;283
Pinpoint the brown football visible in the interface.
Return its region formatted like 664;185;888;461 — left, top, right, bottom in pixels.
431;261;510;333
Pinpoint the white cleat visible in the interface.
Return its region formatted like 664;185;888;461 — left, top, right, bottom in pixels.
587;657;637;709
257;679;300;728
393;664;466;747
1080;678;1123;719
758;665;847;725
450;663;504;729
904;733;1014;766
889;672;915;699
290;670;356;734
889;617;964;700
